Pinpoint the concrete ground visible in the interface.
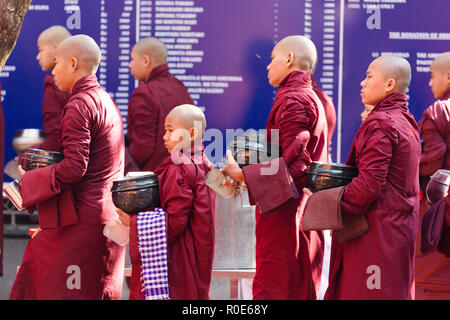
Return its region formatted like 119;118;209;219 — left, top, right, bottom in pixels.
0;236;233;300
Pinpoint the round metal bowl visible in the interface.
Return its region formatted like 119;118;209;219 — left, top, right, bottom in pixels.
21;148;64;171
426;169;450;204
305;161;359;193
112;174;160;214
12;129;46;154
228;136;278;168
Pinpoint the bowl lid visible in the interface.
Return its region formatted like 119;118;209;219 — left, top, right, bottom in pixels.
307;162;358;179
14;129;46;138
25;148;64;157
112;174;159;192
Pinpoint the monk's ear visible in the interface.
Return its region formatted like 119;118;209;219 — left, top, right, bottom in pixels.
143;55;151;68
71;57;78;71
386;78;396;92
189;127;199;142
286;52;295;67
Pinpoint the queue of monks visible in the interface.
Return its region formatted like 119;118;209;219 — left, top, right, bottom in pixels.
4;25;450;300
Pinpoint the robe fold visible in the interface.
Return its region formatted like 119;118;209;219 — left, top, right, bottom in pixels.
40;75;70;151
126;64;193;173
0;83;4;276
242;70;328;300
416;88;450;299
324;92;421;300
128;144;216;300
10;75;126;300
312;76;336;151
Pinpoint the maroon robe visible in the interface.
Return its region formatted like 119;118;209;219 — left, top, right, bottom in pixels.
128;144;216;300
312;76;336;150
0;83;4;276
10;75;126;300
242;70;328;300
40;75;70;151
418;88;450;177
126;64;193;173
325;92;421;300
416;88;450;299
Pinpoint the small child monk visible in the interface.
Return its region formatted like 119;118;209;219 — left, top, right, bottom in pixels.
36;25;72;151
117;104;216;300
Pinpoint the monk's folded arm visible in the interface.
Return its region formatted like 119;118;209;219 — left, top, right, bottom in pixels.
279;99;315;180
54;101;91;186
126;90;158;167
341;127;393;215
418;115;447;175
160;165;194;244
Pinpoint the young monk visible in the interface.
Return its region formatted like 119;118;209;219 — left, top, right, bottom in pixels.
10;35;126;300
416;52;450;299
320;56;421;299
222;35;328;300
117;104;216;300
36;25;71;151
126;37;193;173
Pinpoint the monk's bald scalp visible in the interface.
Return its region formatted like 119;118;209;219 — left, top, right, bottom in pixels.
432;52;450;73
38;25;72;46
57;34;102;74
276;35;317;73
167;104;207;137
134;37;167;66
373;56;412;93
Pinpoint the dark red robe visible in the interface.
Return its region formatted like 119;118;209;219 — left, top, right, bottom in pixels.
126;64;193;172
242;70;328;300
0;83;4;276
40;75;70;151
312;76;336;150
416;88;450;299
128;144;216;300
325;92;421;300
10;75;126;300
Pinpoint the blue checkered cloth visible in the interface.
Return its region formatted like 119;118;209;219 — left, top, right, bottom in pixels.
137;208;170;300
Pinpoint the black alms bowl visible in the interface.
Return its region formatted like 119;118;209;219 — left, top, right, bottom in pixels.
228;136;279;168
111;174;160;214
305;161;358;193
21;148;64;171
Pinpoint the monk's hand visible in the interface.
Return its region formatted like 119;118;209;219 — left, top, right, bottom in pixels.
222;149;245;182
303;188;313;196
116;208;130;227
31;228;41;239
17;165;25;178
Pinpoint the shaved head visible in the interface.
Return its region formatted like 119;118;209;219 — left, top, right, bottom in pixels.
432;52;450;73
167;104;206;135
275;35;317;73
134;37;167;66
38;25;71;46
57;34;102;74
372;56;412;93
429;52;450;99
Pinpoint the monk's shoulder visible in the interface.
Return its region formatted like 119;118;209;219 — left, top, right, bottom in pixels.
64;94;94;118
157;154;197;188
362;111;398;141
423;99;450;120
